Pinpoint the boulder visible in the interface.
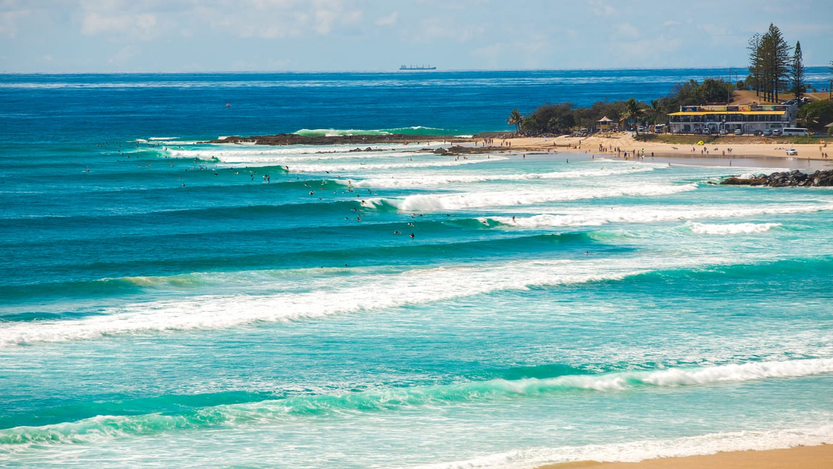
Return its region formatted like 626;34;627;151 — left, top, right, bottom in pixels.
720;169;833;187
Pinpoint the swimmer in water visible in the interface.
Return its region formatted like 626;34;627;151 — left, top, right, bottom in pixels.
409;233;415;238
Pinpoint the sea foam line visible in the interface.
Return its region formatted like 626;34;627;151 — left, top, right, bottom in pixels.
248;157;500;173
0;258;636;346
1;359;831;451
413;425;833;469
687;221;781;235
0;251;780;347
485;203;833;228
348;166;655;189
0;251;742;347
369;183;697;212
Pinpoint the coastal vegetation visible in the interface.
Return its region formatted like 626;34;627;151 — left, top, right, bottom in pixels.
746;24;792;102
506;109;523;135
791;41;805;98
513;78;732;136
511;22;832;138
797;100;833;133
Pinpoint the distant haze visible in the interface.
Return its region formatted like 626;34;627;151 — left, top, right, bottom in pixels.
1;0;831;73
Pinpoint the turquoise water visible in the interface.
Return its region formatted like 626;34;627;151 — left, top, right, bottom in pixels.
1;71;833;467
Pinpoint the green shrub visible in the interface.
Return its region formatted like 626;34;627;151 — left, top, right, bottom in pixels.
797;100;833;132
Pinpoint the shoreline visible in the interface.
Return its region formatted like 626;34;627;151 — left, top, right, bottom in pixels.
538;443;833;469
204;132;833;170
496;133;833;164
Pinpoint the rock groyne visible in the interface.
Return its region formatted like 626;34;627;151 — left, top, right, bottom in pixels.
722;169;833;187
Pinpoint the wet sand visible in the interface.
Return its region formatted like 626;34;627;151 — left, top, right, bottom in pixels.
538;444;833;469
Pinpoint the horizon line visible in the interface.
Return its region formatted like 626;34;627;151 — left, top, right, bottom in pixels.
1;65;831;76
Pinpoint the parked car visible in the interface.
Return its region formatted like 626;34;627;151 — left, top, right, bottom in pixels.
786;148;798;156
734;129;743;135
813;132;827;136
772;129;782;136
719;129;728;135
763;129;772;136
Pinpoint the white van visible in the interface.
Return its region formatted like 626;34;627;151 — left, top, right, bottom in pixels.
782;128;809;136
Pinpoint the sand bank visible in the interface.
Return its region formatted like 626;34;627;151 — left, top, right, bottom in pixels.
539;444;832;469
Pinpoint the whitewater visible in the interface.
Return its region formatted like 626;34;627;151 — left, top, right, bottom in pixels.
1;70;833;468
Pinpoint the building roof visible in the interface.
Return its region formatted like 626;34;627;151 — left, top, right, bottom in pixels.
597;116;613;122
668;111;786;116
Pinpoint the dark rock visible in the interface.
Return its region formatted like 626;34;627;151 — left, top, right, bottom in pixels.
721;169;833;187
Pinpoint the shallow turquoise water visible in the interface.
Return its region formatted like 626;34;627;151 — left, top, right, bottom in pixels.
1;71;833;467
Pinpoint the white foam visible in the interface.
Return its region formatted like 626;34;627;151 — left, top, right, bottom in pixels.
0;254;731;346
350;166;655;189
163;145;474;168
487;203;833;228
294;128;393;136
371;184;697;212
274;157;497;173
416;425;833;469
688;222;781;235
461;358;833;395
641;358;833;386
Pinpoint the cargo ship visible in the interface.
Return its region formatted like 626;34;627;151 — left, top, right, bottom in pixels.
399;65;437;71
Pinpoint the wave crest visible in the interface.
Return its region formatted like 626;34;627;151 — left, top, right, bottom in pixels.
687;222;781;235
2;358;830;450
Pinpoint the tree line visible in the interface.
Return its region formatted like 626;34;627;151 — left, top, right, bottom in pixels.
746;23;809;102
509;78;733;136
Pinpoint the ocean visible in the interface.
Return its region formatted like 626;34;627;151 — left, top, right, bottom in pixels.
1;68;832;468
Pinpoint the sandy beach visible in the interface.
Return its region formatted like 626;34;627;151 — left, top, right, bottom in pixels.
539;444;833;469
493;133;832;163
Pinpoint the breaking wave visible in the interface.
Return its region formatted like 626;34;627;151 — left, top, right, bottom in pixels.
349;166;655;188
1;358;830;450
687;222;782;235
369;184;698;212
484;203;832;228
0;251;745;346
293;126;455;137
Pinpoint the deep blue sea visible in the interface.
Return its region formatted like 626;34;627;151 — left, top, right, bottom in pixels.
1;68;832;468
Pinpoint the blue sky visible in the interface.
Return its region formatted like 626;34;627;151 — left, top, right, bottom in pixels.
1;0;831;73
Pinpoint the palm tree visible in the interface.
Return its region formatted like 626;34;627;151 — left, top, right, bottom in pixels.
649;99;662;125
507;109;523;135
797;110;819;129
623;98;644;134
